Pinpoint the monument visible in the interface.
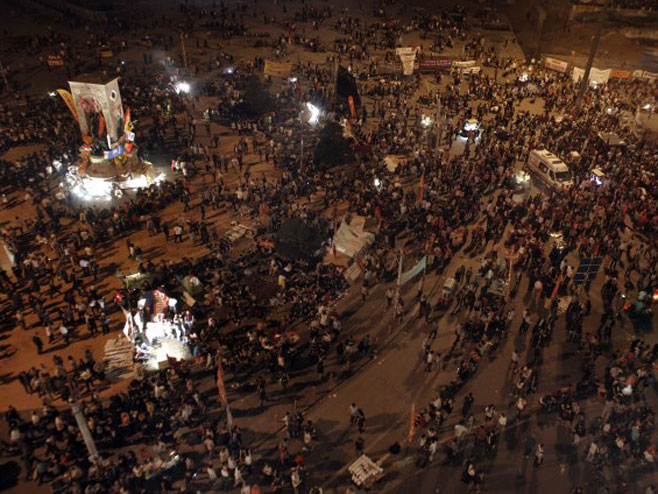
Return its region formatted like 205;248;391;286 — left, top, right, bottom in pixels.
57;75;158;199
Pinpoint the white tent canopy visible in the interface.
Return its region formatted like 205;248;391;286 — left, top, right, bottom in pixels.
334;215;376;258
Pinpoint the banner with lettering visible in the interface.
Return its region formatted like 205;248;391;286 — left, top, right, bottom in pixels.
264;60;292;77
396;47;420;76
418;58;452;72
544;56;568;73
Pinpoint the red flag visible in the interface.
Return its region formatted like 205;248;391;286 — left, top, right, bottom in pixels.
417;173;424;205
409;403;416;442
98;114;106;138
216;360;227;406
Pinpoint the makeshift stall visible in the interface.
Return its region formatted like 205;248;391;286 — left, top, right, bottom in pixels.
123;288;193;371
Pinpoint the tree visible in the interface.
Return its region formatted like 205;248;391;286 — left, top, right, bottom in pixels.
234;76;275;118
313;121;356;169
275;218;323;261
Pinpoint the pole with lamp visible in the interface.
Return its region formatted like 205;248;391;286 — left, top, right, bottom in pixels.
70;400;99;463
180;31;188;70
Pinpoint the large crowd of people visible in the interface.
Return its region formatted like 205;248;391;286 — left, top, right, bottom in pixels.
0;0;656;493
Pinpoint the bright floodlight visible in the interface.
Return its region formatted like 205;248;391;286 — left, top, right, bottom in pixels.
289;77;298;83
515;170;530;183
67;172;113;201
421;115;433;128
306;102;320;125
464;119;479;132
175;81;191;94
123;173;165;190
642;103;652;110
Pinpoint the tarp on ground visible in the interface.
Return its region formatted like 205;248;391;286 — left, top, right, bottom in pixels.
181;275;204;297
384;154;406;173
334;215;377;258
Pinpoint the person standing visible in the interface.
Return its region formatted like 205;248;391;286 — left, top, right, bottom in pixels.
355;436;364;456
59;324;70;346
516;396;527;419
385;287;394;308
462;392;474;417
360;283;369;303
349;403;358;427
534;443;544;466
356;409;366;434
32;334;44;354
174;224;183;243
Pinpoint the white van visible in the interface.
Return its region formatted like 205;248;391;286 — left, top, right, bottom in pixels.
525;149;573;190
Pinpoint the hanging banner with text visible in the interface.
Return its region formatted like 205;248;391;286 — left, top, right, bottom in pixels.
610;69;631;80
543;56;568;73
396;47;420;76
264;60;292;77
632;70;658;81
47;54;65;67
572;66;610;85
452;60;476;69
418;58;453;72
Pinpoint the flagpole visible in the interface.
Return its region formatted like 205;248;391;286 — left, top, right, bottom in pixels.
331;210;337;257
216;356;234;430
395;249;404;305
419;261;427;299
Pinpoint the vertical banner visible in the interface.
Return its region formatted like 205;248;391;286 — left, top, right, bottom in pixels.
216;358;233;427
396;47;420;76
216;359;227;405
57;89;79;123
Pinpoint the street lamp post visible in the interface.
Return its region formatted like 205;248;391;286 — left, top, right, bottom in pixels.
70;401;99;462
180;31;188;70
575;23;603;109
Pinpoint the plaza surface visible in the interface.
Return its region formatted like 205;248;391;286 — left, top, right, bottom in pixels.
0;0;656;493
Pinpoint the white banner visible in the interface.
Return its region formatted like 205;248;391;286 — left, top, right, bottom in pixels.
400;256;427;286
589;67;611;84
544;56;568;73
633;69;658;81
572;66;610;85
396;47;420;76
460;66;481;75
452;60;476;69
